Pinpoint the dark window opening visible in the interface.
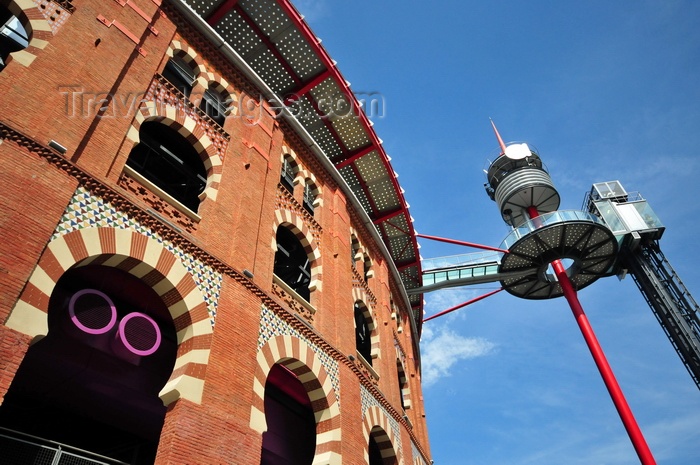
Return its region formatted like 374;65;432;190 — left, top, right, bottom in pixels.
355;303;372;365
200;88;228;126
351;238;360;270
273;227;311;301
303;183;315;215
397;361;407;411
0;265;178;465
260;364;316;465
126;121;207;212
363;255;372;281
162;55;196;97
0;8;29;71
280;158;296;193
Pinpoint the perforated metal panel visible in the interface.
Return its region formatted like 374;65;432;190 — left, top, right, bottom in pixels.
332;115;370;152
250;48;296;93
275;28;324;82
187;0;225;17
240;0;289;37
215;10;261;59
309;78;345;119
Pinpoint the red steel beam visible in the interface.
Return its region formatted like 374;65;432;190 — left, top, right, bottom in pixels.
416;233;509;254
283;69;332;105
206;0;239;26
335;143;376;170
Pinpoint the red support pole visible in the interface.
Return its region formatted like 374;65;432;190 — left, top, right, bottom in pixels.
525;206;655;464
551;260;656;465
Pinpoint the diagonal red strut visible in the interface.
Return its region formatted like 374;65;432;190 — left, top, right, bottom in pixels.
416;233;509;254
423;288;503;322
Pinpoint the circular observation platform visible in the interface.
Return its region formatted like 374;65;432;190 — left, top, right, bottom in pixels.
498;210;618;299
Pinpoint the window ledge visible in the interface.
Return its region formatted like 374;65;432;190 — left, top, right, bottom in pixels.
355;351;380;381
272;274;316;318
122;165;202;222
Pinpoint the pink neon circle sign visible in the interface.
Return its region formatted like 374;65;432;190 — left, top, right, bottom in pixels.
117;312;162;356
68;289;162;356
68;289;118;335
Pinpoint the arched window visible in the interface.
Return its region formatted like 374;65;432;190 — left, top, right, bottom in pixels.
273;226;311;301
280;155;297;193
303;181;315;215
126;121;207;212
351;235;361;270
162;55;196;97
396;359;408;411
355;302;372;365
260;364;316;465
363;252;373;281
0;7;29;71
200;87;229;126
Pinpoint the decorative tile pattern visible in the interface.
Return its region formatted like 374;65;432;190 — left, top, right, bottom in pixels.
258;305;340;404
360;385;402;451
52;186;223;326
33;0;72;35
412;442;428;465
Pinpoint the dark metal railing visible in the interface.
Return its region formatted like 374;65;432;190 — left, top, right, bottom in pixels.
0;427;128;465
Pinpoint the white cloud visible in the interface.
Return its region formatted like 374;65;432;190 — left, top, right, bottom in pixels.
421;325;496;387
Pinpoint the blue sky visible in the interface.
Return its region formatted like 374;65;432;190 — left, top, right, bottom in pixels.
295;1;700;464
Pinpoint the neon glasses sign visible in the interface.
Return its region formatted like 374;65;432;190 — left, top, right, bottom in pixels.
68;289;162;357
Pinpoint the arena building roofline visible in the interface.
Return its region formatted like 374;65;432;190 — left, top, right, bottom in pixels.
171;0;425;334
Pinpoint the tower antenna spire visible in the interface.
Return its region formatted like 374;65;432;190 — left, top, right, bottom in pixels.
490;118;507;155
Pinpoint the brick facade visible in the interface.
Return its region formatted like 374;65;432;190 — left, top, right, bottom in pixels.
0;1;431;464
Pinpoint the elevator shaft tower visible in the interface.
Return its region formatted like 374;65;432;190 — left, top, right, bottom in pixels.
585;181;700;390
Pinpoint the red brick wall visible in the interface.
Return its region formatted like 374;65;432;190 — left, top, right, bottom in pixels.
0;141;78;321
0;1;432;463
0;326;32;405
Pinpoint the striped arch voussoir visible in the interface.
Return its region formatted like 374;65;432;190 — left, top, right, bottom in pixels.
250;335;341;465
363;406;401;465
5;0;54;67
167;40;204;74
6;227;212;406
396;355;411;410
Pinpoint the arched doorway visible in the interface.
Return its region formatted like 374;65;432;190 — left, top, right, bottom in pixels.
0;264;178;464
368;427;398;465
260;363;316;465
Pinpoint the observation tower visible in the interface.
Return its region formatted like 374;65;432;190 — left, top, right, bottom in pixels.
483;124;655;464
483;123;618;299
415;122;679;465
